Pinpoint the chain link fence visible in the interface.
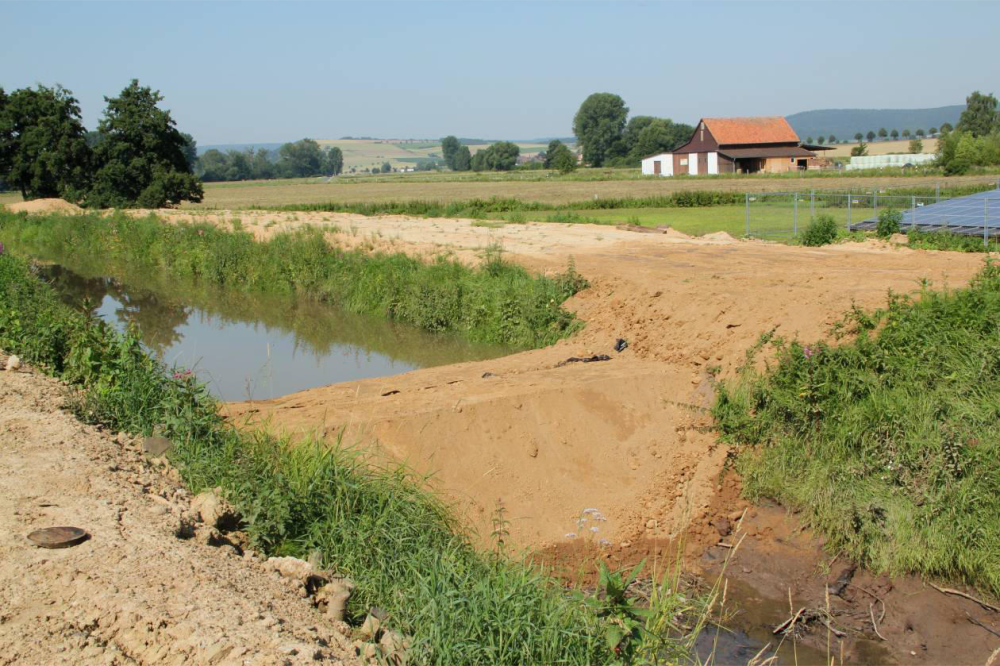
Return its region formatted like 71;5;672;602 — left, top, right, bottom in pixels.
742;181;1000;242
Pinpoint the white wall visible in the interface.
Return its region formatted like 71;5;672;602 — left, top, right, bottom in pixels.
707;152;718;175
689;153;699;175
641;153;673;177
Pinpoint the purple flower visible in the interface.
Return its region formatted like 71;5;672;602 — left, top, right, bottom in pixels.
803;346;814;360
172;369;193;380
0;241;4;256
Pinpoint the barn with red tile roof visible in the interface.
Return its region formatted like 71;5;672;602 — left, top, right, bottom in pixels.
641;116;830;177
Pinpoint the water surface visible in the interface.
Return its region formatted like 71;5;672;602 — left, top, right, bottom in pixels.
39;263;512;401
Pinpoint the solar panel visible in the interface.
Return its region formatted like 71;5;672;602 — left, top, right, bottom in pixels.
852;189;1000;236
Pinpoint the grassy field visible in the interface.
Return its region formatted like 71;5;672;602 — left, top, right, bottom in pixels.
715;262;1000;596
824;138;940;158
313;138;557;171
173;172;1000;209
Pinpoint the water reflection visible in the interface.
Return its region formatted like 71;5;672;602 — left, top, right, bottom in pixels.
39;263;512;401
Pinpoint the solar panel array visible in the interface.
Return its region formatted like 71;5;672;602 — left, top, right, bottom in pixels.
852;188;1000;236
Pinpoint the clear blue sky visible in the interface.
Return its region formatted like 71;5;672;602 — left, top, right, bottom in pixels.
3;1;997;145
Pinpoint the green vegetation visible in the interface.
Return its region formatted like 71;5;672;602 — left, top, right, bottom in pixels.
572;93;692;168
0;80;201;207
199;140;344;182
876;208;903;238
714;263;1000;596
0;210;586;348
0;251;712;664
907;229;1000;253
800;213;839;246
471;141;519;172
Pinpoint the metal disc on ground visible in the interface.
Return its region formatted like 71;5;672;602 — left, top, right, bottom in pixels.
27;526;89;549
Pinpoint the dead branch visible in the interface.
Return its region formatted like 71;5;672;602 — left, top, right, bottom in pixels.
869;602;887;641
929;583;999;613
967;613;1000;640
773;607;806;635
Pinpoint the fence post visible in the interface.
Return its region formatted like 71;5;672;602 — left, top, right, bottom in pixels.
745;192;750;236
986;197;990;249
912;195;917;230
874;189;878;218
810;189;815;218
936;183;940;203
793;192;798;235
847;194;852;230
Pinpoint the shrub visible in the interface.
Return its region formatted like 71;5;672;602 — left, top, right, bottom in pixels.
876;208;903;238
800;213;838;246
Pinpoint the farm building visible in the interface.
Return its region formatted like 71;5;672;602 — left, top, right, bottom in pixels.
641;116;831;177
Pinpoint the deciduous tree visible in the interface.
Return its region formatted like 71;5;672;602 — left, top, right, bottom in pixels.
452;145;471;171
957;91;999;137
572;92;628;166
276;139;325;178
440;136;460;169
326;146;344;175
87;80;202;208
0;84;92;200
890;129;899;140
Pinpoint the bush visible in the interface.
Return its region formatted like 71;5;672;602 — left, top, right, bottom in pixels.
800;213;838;246
876;208;903;238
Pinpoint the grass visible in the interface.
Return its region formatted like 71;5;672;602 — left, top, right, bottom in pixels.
0;250;714;665
714;262;1000;597
907;229;1000;253
0;210;586;349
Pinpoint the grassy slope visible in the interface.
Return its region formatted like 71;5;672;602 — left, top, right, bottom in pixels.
714;263;1000;596
0;211;586;349
0;251;711;665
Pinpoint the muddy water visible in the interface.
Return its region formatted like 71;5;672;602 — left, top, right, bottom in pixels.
37;263;512;401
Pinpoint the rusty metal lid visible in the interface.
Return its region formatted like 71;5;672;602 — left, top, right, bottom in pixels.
27;526;89;549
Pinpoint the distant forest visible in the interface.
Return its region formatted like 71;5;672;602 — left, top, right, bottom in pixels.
787;106;963;142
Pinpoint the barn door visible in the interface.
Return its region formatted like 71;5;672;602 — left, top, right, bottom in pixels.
653;160;661;175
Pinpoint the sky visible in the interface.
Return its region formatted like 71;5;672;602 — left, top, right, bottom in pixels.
3;1;998;145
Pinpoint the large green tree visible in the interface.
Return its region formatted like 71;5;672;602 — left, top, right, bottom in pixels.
452;145;472;171
957;91;998;137
0;84;92;200
326;146;344;175
180;132;197;171
440;135;461;169
470;141;519;171
630;119;692;162
87;80;202;208
276;139;325;177
572;93;628;166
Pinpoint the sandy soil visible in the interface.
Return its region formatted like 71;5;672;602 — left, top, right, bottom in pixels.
4;198;84;214
213;209;986;552
0;356;361;666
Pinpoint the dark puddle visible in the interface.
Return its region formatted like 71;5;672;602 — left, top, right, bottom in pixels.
36;262;513;401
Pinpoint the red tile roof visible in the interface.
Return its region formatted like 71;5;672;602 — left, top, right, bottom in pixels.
702;116;800;145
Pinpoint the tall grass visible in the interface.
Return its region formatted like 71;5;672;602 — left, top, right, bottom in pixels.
714;262;1000;596
0;210;586;349
0;252;707;664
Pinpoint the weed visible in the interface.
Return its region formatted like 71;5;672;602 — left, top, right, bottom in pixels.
876;209;902;238
800;214;839;246
714;261;1000;596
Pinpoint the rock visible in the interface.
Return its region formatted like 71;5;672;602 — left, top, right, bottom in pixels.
711;517;732;537
360;643;379;660
727;509;744;522
190;490;240;530
5;355;21;372
645;519;657;530
315;578;354;622
142;436;173;457
379;630;410;662
527;441;538;458
359;614;382;641
266;556;319;583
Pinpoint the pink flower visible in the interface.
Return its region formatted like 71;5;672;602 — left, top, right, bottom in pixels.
803;346;814;360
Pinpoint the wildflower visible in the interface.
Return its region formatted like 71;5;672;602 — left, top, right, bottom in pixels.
172;369;193;380
564;532;577;539
0;241;4;255
590;526;600;533
803;346;814;360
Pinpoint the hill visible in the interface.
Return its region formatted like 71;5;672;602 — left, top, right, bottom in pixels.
787;106;963;141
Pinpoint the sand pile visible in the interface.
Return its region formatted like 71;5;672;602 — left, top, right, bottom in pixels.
5;198;84;214
700;231;737;242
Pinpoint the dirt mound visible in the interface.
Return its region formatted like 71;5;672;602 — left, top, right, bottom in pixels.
700;230;737;242
657;225;693;239
5;198;84;215
0;358;360;665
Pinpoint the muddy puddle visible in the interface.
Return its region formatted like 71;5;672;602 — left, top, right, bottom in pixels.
36;262;512;401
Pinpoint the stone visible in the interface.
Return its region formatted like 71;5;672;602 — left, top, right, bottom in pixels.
711;517;732;537
645;519;657;530
190;490;240;530
5;355;21;372
142;436;173;457
379;630;410;661
315;578;354;622
359;614;382;641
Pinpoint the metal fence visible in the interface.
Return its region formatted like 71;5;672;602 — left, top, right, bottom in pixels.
742;180;1000;243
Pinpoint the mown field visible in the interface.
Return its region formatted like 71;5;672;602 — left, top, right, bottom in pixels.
824;138;940;158
176;172;1000;209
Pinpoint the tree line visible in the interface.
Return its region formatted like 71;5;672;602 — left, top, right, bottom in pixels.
937;91;1000;175
0;80;201;207
440;136;523;172
197;140;344;182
